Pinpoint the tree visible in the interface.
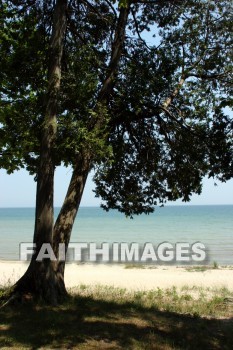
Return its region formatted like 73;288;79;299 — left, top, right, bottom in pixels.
0;0;232;304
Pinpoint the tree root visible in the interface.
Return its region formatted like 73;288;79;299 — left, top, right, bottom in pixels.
0;283;68;309
0;261;68;307
0;285;35;309
0;292;21;309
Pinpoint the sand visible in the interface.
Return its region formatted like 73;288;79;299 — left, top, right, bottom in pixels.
1;261;233;291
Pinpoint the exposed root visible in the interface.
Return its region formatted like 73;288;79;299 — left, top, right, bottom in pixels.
0;282;68;308
0;287;67;309
0;292;21;309
0;261;68;307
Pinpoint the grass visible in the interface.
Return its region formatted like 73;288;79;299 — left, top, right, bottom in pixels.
185;261;220;272
0;284;233;349
124;264;146;269
124;264;158;269
185;266;209;272
124;262;221;272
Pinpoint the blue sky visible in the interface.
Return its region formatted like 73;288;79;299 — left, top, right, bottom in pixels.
0;167;232;207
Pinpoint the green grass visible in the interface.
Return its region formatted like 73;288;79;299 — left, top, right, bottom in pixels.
185;266;209;272
185;262;220;272
124;263;146;269
0;285;233;349
124;264;158;269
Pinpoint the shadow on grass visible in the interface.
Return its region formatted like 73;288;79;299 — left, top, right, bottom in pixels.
0;294;233;350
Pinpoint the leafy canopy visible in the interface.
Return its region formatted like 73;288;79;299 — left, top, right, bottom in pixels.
0;0;232;216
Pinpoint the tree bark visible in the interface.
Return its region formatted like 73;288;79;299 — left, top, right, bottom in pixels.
12;0;68;304
10;2;129;305
52;152;91;279
50;4;130;280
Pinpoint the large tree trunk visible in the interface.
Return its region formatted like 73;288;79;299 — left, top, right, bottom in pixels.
12;0;68;305
8;2;129;306
49;4;131;286
52;152;91;281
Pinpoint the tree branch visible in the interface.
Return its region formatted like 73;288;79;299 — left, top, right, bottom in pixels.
81;0;114;25
158;105;187;131
131;8;151;50
97;2;130;103
188;71;232;80
162;76;186;109
105;0;117;21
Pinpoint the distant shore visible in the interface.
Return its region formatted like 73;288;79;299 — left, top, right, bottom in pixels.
1;260;233;291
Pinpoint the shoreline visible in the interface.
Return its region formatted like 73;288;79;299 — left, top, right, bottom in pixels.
1;260;233;291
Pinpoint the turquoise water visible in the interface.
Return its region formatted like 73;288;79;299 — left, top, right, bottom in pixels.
0;205;232;264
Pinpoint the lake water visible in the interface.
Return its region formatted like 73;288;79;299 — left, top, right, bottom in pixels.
0;205;232;264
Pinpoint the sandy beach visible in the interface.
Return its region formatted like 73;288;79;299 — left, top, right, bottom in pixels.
1;260;233;291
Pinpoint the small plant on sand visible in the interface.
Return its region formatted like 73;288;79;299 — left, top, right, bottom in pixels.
185;266;208;272
124;264;146;269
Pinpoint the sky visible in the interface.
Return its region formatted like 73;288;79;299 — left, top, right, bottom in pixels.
0;167;232;208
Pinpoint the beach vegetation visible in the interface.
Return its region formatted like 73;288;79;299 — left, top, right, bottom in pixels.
124;264;146;269
185;266;209;272
185;262;220;272
0;284;233;349
0;0;232;303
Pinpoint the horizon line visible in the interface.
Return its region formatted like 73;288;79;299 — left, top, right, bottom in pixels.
0;203;233;209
